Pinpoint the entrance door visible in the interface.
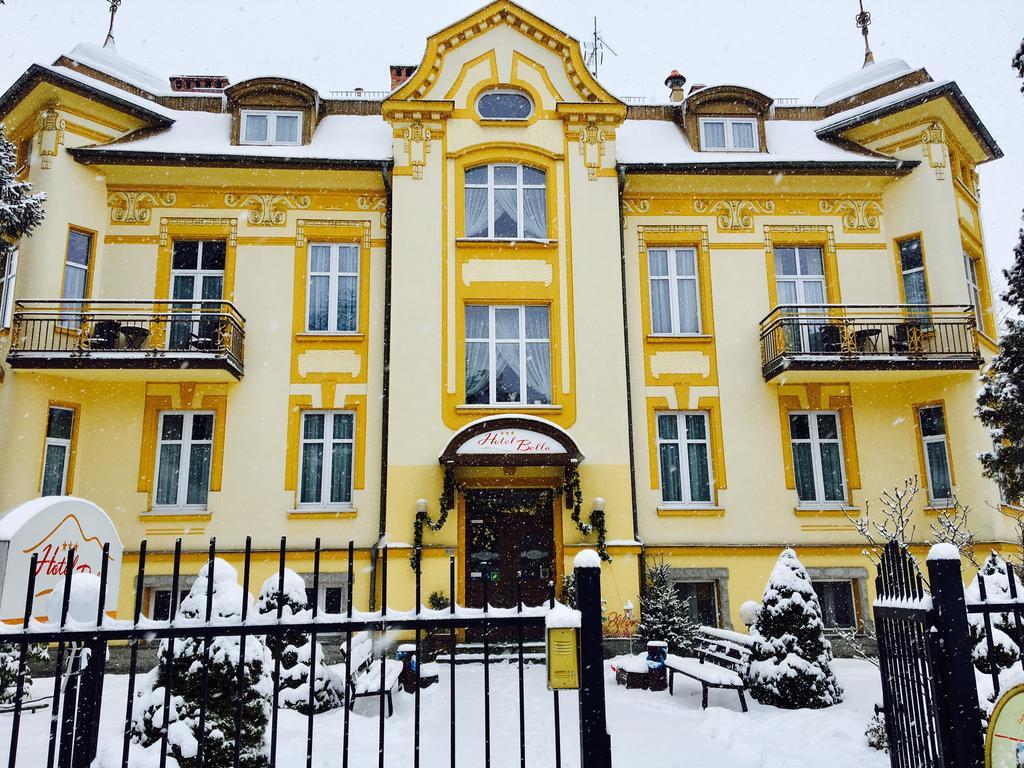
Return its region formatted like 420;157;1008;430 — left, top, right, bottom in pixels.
169;240;226;350
465;489;554;611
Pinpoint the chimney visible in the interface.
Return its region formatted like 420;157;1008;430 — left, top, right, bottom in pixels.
664;70;687;103
389;65;417;91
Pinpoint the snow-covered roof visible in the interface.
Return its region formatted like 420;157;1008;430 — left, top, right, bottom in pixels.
813;58;915;105
615;119;898;167
45;63;177;118
63;42;172;97
80;111;393;162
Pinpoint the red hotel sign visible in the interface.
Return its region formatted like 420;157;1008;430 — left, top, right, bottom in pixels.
456;428;567;456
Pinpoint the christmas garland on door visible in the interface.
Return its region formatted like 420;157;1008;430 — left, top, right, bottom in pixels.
410;463;610;573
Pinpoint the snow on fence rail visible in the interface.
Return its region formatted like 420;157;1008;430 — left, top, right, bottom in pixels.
0;537;606;768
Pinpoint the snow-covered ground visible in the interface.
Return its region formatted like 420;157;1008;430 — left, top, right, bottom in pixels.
0;658;887;767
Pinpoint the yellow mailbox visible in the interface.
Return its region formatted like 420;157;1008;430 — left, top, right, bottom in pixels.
547;627;580;690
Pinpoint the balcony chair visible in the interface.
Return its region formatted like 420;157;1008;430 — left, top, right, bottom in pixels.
87;320;121;350
818;324;844;354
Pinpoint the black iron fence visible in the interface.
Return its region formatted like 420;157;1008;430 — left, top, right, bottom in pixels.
759;304;981;379
0;538;610;768
7;300;245;377
873;542;984;768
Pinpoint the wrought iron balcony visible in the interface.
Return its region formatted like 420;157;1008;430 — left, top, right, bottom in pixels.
7;300;245;378
758;304;981;380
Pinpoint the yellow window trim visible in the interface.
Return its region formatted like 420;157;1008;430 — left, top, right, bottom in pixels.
646;395;727;497
60;225;98;303
637;231;715;340
961;240;996;338
777;385;861;493
155;220;238;303
764;227;841;309
892;232;933;310
284;394;367;498
37;400;81;496
911;400;957;495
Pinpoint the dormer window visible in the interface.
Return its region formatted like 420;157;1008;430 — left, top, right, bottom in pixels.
699;117;759;151
240;109;302;145
476;90;533;121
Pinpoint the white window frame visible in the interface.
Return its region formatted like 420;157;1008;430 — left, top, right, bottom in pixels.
656;411;714;506
465;304;551;406
298;410;356;509
648;247;702;335
154;410;215;510
305;242;360;334
963;252;984;329
475;89;534;121
0;247;17;329
239;109;303;146
41;406;74;496
918;405;953;505
464;164;547;240
60;229;92;329
790;410;848;506
698;117;759;151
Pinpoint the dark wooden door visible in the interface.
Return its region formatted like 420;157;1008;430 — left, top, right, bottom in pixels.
465;489;554;611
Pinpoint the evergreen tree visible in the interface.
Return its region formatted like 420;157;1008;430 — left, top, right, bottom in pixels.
0;125;45;275
133;559;271;768
256;569;343;715
966;551;1023;673
0;642;47;706
748;548;843;709
978;47;1024;502
635;559;696;656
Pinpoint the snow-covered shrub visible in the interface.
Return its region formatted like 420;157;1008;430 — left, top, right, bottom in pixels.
0;642;47;706
966;551;1024;674
427;590;451;611
865;708;888;752
132;558;271;768
559;574;577;609
635;559;696;657
256;569;343;715
748;547;843;709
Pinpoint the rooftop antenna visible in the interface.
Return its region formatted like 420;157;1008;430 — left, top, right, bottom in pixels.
584;16;616;77
855;0;875;68
103;0;121;49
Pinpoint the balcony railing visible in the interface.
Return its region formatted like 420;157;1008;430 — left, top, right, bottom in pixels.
758;304;981;380
7;300;245;378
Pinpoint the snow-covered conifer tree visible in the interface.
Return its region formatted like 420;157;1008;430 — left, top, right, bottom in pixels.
256;569;343;714
966;551;1023;673
0;125;45;303
748;548;843;709
133;558;270;768
635;559;696;656
0;642;46;706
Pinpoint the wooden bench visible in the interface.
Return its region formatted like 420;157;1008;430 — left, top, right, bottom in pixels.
338;632;403;717
665;628;753;712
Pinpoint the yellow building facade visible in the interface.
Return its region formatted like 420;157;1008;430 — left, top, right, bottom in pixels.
0;2;1011;632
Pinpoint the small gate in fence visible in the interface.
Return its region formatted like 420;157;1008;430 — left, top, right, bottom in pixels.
873;541;996;768
0;538;612;768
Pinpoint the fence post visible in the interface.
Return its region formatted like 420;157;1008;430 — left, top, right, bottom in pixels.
926;549;983;768
575;550;612;768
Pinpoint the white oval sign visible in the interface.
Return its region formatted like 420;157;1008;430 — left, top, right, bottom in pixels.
0;497;123;623
456;428;567;455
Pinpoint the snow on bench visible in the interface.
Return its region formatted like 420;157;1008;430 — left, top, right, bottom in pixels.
331;631;403;717
664;628;752;712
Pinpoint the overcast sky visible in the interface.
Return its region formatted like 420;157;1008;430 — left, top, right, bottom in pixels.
1;0;1021;304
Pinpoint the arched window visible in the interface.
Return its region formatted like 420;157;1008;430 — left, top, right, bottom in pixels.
464;164;547;239
476;90;533;121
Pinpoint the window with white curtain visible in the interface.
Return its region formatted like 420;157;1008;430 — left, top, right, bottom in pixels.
299;411;355;507
465;305;551;406
240;110;302;145
698;117;758;151
154;411;214;509
464;164;547;239
41;406;74;496
0;247;17;329
306;243;359;333
918;405;953;504
789;412;847;505
656;411;713;505
648;247;701;334
60;229;92;328
963;252;983;329
897;236;931;328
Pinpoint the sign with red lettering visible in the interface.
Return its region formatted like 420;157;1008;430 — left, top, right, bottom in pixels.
0;497;122;623
455;428;567;456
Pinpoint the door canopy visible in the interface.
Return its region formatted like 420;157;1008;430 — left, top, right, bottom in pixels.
440;415;584;467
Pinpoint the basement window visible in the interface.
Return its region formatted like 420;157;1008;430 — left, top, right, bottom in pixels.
240;109;302;145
